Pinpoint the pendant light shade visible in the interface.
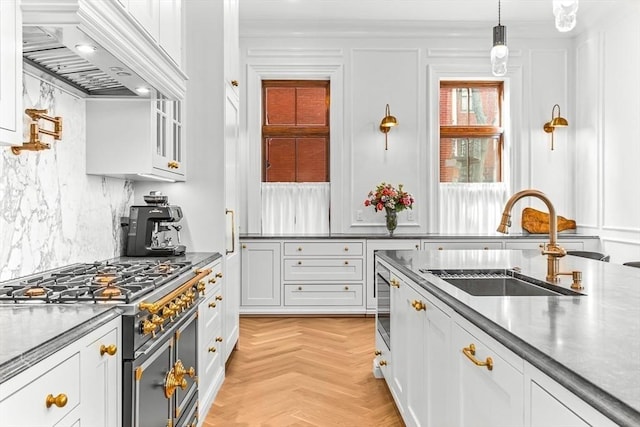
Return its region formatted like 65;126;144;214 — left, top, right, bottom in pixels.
553;0;579;32
491;1;508;77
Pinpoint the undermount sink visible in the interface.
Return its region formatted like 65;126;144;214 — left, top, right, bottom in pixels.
421;269;584;297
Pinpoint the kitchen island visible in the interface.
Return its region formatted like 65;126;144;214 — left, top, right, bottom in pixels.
376;249;640;426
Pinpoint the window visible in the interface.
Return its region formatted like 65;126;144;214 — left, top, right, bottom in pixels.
262;80;330;182
439;81;504;183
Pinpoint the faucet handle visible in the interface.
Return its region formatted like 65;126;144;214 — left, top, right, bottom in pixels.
541;243;567;258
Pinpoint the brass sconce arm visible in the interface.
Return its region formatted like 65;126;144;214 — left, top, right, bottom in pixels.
379;104;398;150
543;104;568;150
10;109;63;155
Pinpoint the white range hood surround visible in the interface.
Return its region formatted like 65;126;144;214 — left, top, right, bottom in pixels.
21;0;187;100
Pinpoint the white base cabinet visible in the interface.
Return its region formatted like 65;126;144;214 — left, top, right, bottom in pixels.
0;316;121;427
377;257;617;427
198;260;225;422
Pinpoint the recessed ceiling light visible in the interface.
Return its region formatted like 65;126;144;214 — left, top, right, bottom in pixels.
75;44;97;53
135;86;150;94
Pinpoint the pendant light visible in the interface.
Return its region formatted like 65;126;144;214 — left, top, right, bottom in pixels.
491;0;508;77
553;0;579;32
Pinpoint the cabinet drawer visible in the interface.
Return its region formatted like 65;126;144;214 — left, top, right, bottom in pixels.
423;241;503;250
284;241;364;256
283;259;363;281
284;284;363;306
200;285;223;334
202;325;224;380
0;353;80;426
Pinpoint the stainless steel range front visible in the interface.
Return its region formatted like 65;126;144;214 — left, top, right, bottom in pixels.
0;259;211;427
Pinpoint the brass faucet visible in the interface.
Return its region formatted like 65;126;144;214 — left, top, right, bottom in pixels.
497;189;567;282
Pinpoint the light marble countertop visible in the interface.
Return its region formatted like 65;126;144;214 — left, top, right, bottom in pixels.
377;249;640;427
240;232;598;240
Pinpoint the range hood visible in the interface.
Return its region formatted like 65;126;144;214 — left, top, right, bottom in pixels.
21;0;187;100
23;26;147;97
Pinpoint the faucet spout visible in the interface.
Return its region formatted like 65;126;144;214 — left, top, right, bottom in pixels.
497;189;566;282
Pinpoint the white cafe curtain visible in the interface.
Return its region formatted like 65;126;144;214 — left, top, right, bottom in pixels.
262;183;330;234
439;183;508;234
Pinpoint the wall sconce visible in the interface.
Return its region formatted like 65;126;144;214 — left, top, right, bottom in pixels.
11;109;63;155
543;104;568;150
553;0;579;32
379;104;398;150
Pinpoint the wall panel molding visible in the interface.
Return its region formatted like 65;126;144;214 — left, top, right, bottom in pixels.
246;48;344;57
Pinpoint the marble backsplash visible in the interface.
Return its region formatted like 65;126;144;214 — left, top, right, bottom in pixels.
0;72;134;281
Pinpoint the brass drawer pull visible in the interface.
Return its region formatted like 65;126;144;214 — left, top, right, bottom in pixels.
297;286;303;291
344;286;349;291
297;247;303;251
45;393;68;408
344;247;349;251
462;343;493;371
215;337;223;342
100;344;117;356
208;302;217;308
215;295;223;301
344;261;349;265
390;279;400;288
374;350;382;356
208;347;217;353
231;79;239;87
438;247;444;250
298;261;302;265
379;360;387;366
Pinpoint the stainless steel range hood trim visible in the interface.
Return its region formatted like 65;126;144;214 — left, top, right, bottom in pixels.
21;0;187;100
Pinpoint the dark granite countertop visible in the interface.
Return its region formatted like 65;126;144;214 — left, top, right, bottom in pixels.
0;252;220;384
377;249;640;426
241;232;598;240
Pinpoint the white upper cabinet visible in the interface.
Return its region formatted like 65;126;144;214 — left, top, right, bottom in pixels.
159;0;183;67
0;0;22;146
128;0;160;41
224;0;239;93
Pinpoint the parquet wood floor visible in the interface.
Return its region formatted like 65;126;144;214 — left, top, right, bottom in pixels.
202;317;404;427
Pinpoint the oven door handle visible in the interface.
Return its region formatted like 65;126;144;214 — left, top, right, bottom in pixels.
138;268;212;314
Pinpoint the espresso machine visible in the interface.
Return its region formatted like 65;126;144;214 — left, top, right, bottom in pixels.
126;191;186;257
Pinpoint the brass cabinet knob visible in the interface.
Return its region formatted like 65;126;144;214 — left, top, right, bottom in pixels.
344;286;349;291
231;79;239;87
215;336;223;342
411;300;426;311
208;302;217;308
390;279;400;288
297;247;302;251
438;247;444;250
379;360;388;366
483;247;489;250
374;350;382;356
215;295;223;301
297;261;302;265
344;261;349;265
344;247;349;251
167;161;180;169
415;244;419;249
208;346;217;353
242;244;247;249
45;393;68;408
99;344;118;356
216;272;223;278
208;278;216;284
297;286;303;291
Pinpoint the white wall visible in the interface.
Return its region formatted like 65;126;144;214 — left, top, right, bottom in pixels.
574;4;640;264
239;28;576;237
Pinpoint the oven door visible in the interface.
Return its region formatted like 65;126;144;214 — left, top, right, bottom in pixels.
173;309;198;424
125;338;172;427
375;260;391;348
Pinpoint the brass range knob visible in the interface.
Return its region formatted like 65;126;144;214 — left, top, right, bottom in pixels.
99;344;117;356
141;319;157;338
45;393;68;408
151;314;165;331
162;305;175;320
168;302;179;315
208;346;217;353
197;281;206;294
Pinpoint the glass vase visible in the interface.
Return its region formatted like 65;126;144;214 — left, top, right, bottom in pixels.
385;207;397;236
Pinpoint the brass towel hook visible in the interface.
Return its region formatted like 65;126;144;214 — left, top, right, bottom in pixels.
11;109;63;155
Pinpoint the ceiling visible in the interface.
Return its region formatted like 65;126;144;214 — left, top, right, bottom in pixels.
239;0;625;36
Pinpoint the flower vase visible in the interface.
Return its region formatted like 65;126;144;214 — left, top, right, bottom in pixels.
385;207;397;236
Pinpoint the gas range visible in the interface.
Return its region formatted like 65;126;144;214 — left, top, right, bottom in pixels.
0;260;193;305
